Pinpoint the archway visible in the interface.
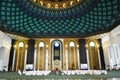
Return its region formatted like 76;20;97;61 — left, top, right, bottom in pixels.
13;41;26;72
88;41;100;70
68;41;78;70
51;40;63;70
36;41;46;70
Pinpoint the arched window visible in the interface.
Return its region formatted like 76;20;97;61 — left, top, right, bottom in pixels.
68;41;78;70
54;42;59;47
18;42;24;47
88;41;99;70
36;41;46;70
39;42;44;47
14;41;25;72
69;41;75;47
51;40;63;70
53;41;61;60
89;41;95;47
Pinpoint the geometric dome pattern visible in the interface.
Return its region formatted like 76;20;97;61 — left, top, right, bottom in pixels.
0;0;120;38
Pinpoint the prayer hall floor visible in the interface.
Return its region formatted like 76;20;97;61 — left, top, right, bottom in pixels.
0;71;120;79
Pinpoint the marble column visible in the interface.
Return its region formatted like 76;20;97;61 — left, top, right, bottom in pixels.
34;47;36;71
26;39;35;69
79;39;87;70
46;45;48;70
8;39;15;71
24;48;28;71
97;49;102;69
0;46;3;71
66;46;68;70
97;39;105;69
86;48;90;70
12;49;16;71
77;45;80;69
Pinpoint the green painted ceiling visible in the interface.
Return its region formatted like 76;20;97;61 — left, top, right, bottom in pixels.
0;0;120;38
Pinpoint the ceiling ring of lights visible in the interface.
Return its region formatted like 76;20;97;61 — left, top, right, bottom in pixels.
32;0;83;9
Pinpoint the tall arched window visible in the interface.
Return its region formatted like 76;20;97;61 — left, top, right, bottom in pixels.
14;41;26;72
68;41;78;70
51;40;63;70
88;41;99;70
36;41;46;70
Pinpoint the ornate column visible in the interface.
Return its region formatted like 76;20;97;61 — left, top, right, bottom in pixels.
26;39;35;70
77;45;80;69
51;41;54;70
65;45;68;70
34;46;37;71
97;49;102;70
113;45;118;69
86;47;90;70
46;45;48;70
116;44;120;68
0;47;4;71
0;46;2;71
12;49;16;71
8;39;15;71
79;39;87;70
24;47;28;71
108;45;113;70
97;39;105;70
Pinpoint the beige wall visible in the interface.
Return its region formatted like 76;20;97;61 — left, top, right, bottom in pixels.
0;30;12;71
1;25;120;71
102;25;120;70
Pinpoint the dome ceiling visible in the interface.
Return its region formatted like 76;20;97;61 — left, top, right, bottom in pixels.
0;0;120;38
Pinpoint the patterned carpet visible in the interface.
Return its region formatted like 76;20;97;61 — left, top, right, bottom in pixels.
0;71;120;79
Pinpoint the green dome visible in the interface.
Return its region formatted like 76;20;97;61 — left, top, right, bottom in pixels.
0;0;120;38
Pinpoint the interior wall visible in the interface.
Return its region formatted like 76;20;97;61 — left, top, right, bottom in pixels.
0;47;4;71
0;30;12;71
11;38;105;71
102;25;120;70
0;30;113;71
0;30;107;72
